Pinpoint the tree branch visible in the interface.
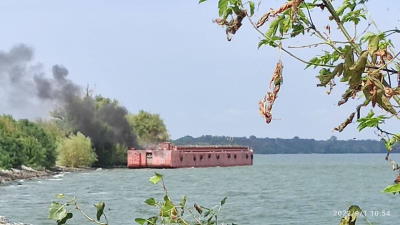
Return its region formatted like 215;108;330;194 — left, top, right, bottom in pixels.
322;0;362;55
244;13;335;68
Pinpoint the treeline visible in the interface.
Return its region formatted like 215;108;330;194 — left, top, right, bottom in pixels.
0;116;57;169
173;135;392;154
0;95;169;169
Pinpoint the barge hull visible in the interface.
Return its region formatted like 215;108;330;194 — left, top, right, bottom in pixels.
127;142;253;168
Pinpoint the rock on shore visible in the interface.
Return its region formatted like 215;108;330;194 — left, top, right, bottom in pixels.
0;165;92;185
0;216;31;225
0;166;53;185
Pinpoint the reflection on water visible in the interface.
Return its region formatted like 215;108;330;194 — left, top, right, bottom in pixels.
0;154;399;225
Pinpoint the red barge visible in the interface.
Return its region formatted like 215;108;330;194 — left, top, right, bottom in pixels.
127;142;253;168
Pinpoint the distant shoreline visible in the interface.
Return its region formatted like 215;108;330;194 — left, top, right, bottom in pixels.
174;135;395;154
254;152;395;154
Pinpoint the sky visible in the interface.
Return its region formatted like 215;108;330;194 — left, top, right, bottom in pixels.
0;0;399;140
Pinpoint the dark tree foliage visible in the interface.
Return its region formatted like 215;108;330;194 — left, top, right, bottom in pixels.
174;135;391;154
53;95;138;167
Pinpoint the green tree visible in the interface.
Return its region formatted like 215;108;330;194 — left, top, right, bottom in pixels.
0;115;57;169
18;119;57;168
57;132;97;168
36;119;68;142
126;111;170;147
52;94;137;167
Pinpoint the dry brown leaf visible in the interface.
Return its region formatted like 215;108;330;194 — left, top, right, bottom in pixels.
374;49;393;63
259;61;283;123
214;10;246;41
334;112;355;132
256;0;304;28
385;87;395;98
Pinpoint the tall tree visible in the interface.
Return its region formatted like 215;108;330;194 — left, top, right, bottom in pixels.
127;110;170;148
52;95;138;167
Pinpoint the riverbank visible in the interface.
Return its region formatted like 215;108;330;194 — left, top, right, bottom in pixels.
0;166;89;185
0;216;30;225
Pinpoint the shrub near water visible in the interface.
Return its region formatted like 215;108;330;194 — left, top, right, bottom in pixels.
57;132;97;167
0;115;57;169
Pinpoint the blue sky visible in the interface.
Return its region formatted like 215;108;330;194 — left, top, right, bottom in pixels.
0;0;399;140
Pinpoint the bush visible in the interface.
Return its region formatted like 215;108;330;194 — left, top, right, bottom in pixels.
0;115;57;169
18;119;57;168
57;132;97;168
52;95;138;167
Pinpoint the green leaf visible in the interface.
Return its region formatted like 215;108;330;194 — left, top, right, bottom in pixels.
135;218;147;225
149;172;163;184
305;57;320;69
146;216;158;225
56;194;65;199
338;205;362;225
368;34;381;55
94;201;105;221
257;39;269;48
306;50;342;69
220;197;228;206
258;36;283;48
348;205;362;222
316;68;335;87
145;198;157;206
383;184;400;193
49;202;68;221
291;23;305;37
179;195;187;208
57;213;73;225
266;16;284;38
357;111;386;131
383;135;400;151
342;9;366;25
199;0;208;3
218;0;229;17
279;17;291;35
348;205;362;215
161;197;176;217
249;1;255;16
222;7;233;19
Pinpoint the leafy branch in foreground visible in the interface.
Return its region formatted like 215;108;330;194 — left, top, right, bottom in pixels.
49;173;234;225
48;194;108;225
201;0;400;139
338;205;372;225
135;173;234;225
200;0;400;195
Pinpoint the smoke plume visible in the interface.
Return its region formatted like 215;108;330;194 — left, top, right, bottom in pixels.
0;44;81;117
0;44;137;165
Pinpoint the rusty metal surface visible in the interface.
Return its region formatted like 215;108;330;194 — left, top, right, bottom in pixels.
127;142;253;168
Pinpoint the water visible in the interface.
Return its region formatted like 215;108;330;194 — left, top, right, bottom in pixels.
1;154;400;225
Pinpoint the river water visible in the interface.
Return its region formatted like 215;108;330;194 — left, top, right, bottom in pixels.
1;154;400;225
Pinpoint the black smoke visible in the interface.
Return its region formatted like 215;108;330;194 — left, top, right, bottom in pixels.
0;44;81;115
0;44;137;166
60;96;137;166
